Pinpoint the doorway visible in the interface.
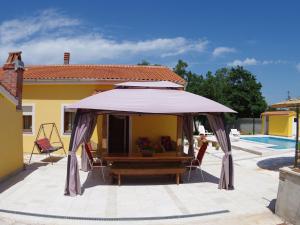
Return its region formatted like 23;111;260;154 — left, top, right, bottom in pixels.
108;115;129;154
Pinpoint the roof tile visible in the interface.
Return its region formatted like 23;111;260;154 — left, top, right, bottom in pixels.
0;81;17;99
0;64;185;84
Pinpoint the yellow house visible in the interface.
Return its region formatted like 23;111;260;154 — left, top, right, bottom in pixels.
0;52;24;180
261;111;299;137
1;53;185;155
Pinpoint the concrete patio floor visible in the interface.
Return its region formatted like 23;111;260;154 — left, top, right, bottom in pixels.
0;146;293;225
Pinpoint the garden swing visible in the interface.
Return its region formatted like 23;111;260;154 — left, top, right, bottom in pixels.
28;123;66;164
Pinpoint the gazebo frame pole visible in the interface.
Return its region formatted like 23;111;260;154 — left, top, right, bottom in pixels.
295;107;299;168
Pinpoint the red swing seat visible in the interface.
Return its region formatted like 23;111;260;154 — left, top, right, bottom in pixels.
35;138;62;153
28;123;66;164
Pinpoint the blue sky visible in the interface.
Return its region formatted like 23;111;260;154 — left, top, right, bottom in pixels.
0;0;299;104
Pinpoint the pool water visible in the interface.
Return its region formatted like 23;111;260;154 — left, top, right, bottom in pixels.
241;136;296;150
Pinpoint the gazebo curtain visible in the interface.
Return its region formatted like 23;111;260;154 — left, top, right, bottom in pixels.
207;113;234;190
183;115;194;156
64;110;97;196
80;117;98;172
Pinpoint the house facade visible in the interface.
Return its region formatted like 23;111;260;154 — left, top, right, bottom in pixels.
0;52;24;180
1;53;185;154
261;111;299;137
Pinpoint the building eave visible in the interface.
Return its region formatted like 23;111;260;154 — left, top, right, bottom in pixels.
0;85;18;105
23;78;186;85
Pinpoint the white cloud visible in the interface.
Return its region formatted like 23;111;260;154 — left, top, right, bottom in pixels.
0;9;208;64
227;58;287;67
212;46;236;57
161;39;208;57
262;60;273;65
0;9;79;44
227;58;258;66
262;60;287;65
296;63;300;72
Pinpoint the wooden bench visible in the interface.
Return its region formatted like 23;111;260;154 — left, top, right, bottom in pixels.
103;154;192;186
110;166;185;186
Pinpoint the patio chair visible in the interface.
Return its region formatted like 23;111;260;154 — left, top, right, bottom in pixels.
230;129;240;142
160;136;176;152
195;134;206;149
84;142;106;181
230;129;240;137
198;125;213;135
186;141;208;182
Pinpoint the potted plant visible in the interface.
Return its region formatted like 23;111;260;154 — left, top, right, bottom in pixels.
141;146;155;157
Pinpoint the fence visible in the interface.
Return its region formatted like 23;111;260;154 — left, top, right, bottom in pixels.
231;118;262;134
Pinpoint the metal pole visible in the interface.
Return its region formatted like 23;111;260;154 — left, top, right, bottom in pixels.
252;116;255;135
295;107;299;168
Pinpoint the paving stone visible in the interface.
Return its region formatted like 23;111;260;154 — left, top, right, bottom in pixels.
0;217;14;225
0;150;290;224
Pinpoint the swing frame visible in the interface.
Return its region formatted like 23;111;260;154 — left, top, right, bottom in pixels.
28;123;66;164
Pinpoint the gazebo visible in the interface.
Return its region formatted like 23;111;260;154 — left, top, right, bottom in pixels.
64;81;236;196
272;99;300;168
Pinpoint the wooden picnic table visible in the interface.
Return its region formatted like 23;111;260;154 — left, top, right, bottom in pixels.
102;153;192;185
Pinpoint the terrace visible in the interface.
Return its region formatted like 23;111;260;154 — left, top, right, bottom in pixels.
0;146;288;225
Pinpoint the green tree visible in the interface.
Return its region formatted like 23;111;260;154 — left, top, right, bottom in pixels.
225;66;267;118
199;69;229;107
137;60;151;66
173;59;189;79
172;60;267;119
173;60;206;133
185;71;204;95
137;60;161;66
197;69;235;126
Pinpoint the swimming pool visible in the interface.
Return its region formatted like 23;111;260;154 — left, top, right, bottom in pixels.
240;136;296;150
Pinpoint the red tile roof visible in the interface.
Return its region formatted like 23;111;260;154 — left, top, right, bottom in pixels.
0;81;17;98
0;64;185;84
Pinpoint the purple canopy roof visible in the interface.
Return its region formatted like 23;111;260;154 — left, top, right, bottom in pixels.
68;85;235;114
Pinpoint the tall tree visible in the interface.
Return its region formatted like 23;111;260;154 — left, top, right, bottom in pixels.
173;60;206;133
137;60;151;66
199;69;229;107
225;66;267;118
185;71;204;95
137;60;161;66
173;59;189;79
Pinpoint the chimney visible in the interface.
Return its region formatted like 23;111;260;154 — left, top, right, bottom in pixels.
2;51;25;110
64;52;70;65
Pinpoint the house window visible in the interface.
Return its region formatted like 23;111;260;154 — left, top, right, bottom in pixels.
62;106;76;134
22;105;34;134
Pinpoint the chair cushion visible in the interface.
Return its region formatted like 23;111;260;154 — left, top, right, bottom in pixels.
137;137;151;150
161;136;173;151
43;147;61;153
35;138;61;153
35;138;51;150
84;143;94;163
196;142;208;164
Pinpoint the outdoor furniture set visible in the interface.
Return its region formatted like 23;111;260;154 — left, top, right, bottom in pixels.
83;135;208;186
